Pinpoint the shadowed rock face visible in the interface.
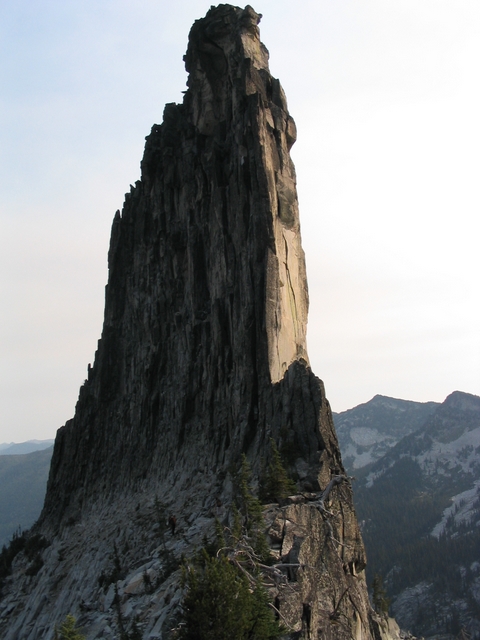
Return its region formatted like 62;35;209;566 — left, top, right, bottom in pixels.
0;6;391;639
42;3;326;527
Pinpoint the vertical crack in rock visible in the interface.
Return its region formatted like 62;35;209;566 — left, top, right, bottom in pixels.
0;6;396;640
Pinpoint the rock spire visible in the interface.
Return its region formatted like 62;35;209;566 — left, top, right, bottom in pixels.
42;2;323;526
0;6;394;640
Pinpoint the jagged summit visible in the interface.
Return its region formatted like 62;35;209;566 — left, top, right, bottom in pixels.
0;7;392;639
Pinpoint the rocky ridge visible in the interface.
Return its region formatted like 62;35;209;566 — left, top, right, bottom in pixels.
333;395;439;472
0;441;54;456
0;6;397;639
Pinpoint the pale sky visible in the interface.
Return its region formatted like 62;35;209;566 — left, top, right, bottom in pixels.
1;1;479;443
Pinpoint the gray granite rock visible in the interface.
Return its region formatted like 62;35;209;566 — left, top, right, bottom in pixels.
0;6;397;640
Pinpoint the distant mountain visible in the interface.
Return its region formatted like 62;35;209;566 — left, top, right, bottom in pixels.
353;391;480;639
0;446;53;547
333;394;439;471
0;439;54;455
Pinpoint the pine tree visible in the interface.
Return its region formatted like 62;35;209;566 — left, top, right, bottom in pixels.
249;580;285;639
128;617;143;640
237;455;270;562
260;439;296;503
178;554;250;640
54;614;85;640
177;554;283;640
372;574;390;617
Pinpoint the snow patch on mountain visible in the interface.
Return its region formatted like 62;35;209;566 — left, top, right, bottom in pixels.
431;481;480;538
418;425;480;477
366;423;480;489
341;427;391;470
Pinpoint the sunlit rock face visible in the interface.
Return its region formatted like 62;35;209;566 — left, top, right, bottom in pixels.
0;6;390;639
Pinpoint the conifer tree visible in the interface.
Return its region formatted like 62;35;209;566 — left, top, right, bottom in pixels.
237;455;270;561
372;574;390;617
260;439;296;503
177;553;283;639
53;614;85;640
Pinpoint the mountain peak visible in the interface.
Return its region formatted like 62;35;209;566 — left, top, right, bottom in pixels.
443;390;480;411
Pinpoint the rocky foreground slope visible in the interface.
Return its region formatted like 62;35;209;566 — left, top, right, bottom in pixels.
0;6;398;639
